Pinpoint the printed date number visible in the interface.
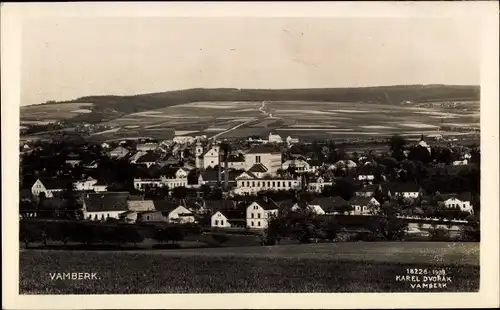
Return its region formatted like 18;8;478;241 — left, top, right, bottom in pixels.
406;268;447;275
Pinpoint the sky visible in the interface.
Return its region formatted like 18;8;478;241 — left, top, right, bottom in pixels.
21;17;481;106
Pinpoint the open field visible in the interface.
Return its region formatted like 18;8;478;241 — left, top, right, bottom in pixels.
21;96;479;143
20;102;94;122
20;242;479;294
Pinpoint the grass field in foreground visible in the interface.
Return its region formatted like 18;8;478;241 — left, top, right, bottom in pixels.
19;242;479;294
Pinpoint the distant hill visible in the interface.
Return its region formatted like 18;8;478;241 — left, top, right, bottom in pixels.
23;85;480;124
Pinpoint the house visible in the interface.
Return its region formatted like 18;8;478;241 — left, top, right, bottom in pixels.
31;178;67;198
127;196;155;212
109;146;129;158
318;196;351;215
348;197;380;215
73;177;106;192
211;210;246;228
357;166;376;183
268;132;283;144
244;145;282;176
136;142;159;152
442;193;473;213
159;167;189;188
135;152;164;168
307;176;333;193
247;136;264;143
133;178;163;191
285;136;299;145
386;182;422;199
355;184;379;197
153;200;196;224
282;159;310;173
226;154;246;170
83;192;130;221
246;198;279;229
203;145;220;168
306;159;324;173
234;171;302;195
453;159;468;166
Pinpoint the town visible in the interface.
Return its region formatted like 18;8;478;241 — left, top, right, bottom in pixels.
19;129;480;247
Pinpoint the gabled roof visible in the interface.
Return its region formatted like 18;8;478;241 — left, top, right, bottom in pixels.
38;178;69;190
153;200;182;213
251;198;279;210
248;163;268;173
136;152;163;163
217;209;246;220
348;197;374;206
84;192;130;212
319;196;349;213
237;171;258;180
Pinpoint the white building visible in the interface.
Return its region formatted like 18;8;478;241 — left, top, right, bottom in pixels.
307;176;333;193
133;178;164;191
282;159;310;173
234;171;302;195
83;192;130;221
160;168;189;189
453;159;468;166
203;145;220;168
31;179;65;198
443;195;473;213
286;136;299;145
244;146;282;176
246;199;279;229
211;210;246;228
268;132;283;144
73;177;107;192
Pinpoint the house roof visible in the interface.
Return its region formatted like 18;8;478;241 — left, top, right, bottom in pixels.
356;184;377;193
237;171;259;179
251;198;279;210
348;197;374;206
84;192;130;212
160;167;181;178
153;200;182;212
248;163;268;173
319;196;349;213
204;199;238;211
38;178;69;190
201;169;219;182
136;152;163;163
110;146;128;153
246;145;281;154
218;209;246;220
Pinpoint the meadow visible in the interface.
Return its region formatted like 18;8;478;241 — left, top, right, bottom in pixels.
19;242;479;294
21;98;480;143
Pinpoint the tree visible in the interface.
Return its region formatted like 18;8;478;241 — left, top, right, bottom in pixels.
389;135;407;153
332;178;357;200
171;186;188;200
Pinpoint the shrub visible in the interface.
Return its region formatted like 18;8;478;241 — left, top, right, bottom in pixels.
429;227;451;241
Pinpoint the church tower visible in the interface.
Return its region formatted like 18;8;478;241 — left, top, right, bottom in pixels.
195;142;204;169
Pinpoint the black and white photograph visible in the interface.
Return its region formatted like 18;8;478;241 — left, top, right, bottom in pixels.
2;2;499;309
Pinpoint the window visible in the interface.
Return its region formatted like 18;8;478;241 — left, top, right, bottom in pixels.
211;161;214;164
252;181;255;187
257;182;260;187
277;181;281;187
246;181;250;187
258;213;261;218
215;220;219;225
257;221;261;227
251;213;254;218
267;181;271;187
254;205;258;210
94;214;98;220
221;220;224;225
251;221;254;227
256;156;261;163
289;181;292;187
